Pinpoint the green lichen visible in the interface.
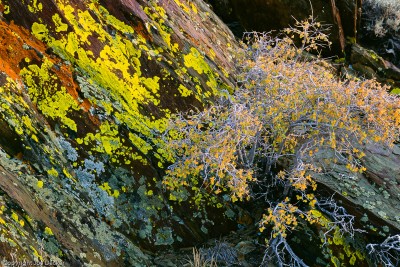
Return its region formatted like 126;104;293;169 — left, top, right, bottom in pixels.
331;256;340;267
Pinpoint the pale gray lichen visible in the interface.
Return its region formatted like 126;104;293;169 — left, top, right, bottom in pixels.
84;157;105;174
224;208;235;219
58;137;78;162
154;227;174;246
75;160;114;217
201;225;208;234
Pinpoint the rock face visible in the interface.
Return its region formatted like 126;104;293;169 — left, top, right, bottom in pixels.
0;0;241;265
207;0;362;54
313;143;400;231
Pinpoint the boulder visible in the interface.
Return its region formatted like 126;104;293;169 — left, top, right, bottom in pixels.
0;0;241;265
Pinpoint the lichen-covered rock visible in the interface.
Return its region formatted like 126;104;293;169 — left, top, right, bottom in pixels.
312;142;400;237
0;0;241;265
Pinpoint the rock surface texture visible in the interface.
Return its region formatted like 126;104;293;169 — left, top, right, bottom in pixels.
0;0;241;265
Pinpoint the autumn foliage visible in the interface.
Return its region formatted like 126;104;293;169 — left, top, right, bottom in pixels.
162;17;400;265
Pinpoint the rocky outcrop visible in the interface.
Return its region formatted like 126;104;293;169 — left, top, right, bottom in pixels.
0;0;241;265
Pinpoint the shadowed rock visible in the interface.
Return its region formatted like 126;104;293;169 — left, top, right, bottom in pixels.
207;0;362;55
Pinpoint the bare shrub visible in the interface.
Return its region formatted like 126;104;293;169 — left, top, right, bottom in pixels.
162;16;400;266
367;235;400;267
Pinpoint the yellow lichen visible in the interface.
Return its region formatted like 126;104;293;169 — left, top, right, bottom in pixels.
173;0;191;14
37;180;44;188
112;190;120;198
94;4;135;34
128;132;152;155
27;0;43;13
24;215;33;224
183;47;219;99
30;245;43;261
20;58;79;132
99;182;111;191
52;13;68;32
178;84;192;97
44;226;54;235
63;168;77;182
11;211;18;222
99;182;119;198
184;47;209;75
24;1;223;170
31;22;51;42
190;2;198;14
4;5;10;14
143;5;179;53
47;168;59;177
